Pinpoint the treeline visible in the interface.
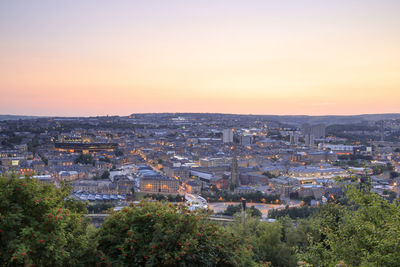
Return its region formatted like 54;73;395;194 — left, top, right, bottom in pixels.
338;154;373;161
143;194;184;202
326;124;381;143
87;202;115;213
218;204;262;217
372;163;394;175
201;190;280;203
2;175;400;266
0;176;253;266
268;205;321;220
327;124;379;133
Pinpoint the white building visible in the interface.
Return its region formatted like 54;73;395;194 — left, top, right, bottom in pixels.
318;144;354;152
222;129;234;143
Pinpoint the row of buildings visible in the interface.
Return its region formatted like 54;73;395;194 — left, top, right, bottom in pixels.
1;115;399;204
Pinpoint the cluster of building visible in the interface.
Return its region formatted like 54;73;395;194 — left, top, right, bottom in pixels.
1;114;399;205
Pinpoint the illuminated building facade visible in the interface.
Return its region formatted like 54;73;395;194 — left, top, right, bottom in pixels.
140;176;179;194
54;142;117;153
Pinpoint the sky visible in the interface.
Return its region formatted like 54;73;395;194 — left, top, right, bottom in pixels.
1;0;400;116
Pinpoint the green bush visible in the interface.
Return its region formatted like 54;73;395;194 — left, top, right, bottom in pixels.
0;175;93;266
94;201;255;266
300;186;400;266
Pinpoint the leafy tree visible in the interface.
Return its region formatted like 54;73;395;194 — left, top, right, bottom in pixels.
27;135;40;153
99;157;111;163
372;164;393;175
75;153;94;165
115;150;123;157
92;174;102;180
226;216;298;267
300;186;400;266
39;155;48;166
254;222;297;267
130;187;135;196
279;217;315;252
201;190;280;203
0;175;93;266
387;191;397;201
262;171;277;178
248;206;262;218
229;183;236;192
101;170;110;180
87;202;115;214
222;204;242;216
142;194;184;202
94;201;255;266
269;205;320;220
222;204;261;218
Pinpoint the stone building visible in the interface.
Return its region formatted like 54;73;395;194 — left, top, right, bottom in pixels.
140;176;179;194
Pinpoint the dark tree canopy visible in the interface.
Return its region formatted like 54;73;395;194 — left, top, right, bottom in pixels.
0;175;92;266
94;201;255;266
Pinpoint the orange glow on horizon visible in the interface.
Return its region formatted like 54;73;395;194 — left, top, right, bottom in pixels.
1;1;400;116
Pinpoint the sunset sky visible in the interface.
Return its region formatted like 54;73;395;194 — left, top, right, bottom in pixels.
1;0;400;116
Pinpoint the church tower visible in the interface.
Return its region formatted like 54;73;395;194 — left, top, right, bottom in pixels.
230;145;240;189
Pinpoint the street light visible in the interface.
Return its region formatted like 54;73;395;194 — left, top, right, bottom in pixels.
241;198;246;211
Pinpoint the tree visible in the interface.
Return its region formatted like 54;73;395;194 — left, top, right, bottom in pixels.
27;135;40;153
248;206;262;218
99;157;111;163
226;216;298;267
101;170;110;180
300;185;400;266
75;153;94;165
269;205;320;220
262;171;277;178
229;183;236;192
87;203;115;214
222;204;242;216
387;191;397;201
255;221;297;267
94;201;255;266
0;175;93;266
40;155;48;166
390;171;399;179
130;186;135;196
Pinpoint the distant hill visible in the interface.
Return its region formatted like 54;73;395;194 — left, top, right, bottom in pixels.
257;113;400;125
2;113;400;125
130;112;400;125
0;115;39;121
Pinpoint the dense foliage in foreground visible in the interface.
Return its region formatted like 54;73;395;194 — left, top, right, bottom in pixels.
1;175;400;266
300;186;400;266
0;176;93;266
0;176;253;266
95;202;253;266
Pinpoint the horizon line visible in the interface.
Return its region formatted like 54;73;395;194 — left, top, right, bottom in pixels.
2;112;400;118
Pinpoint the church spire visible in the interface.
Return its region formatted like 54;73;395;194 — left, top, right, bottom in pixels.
230;145;240;189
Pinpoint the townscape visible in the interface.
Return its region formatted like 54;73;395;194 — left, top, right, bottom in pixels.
1;113;400;217
2;0;400;265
